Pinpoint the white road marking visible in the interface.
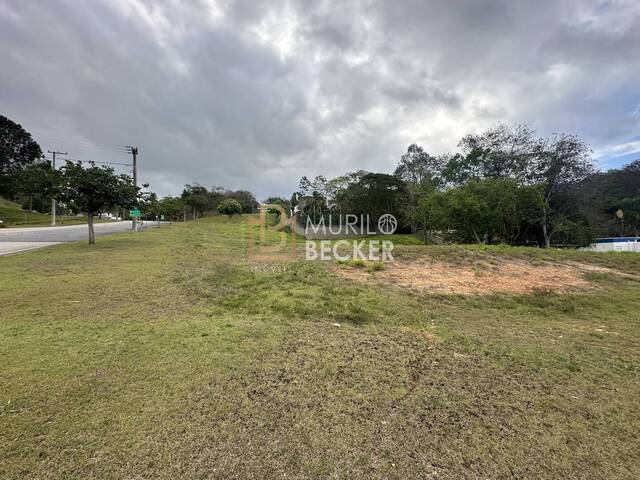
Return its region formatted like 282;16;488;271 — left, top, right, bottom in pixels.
0;242;62;256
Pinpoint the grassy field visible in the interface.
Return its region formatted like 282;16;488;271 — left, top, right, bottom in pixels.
1;216;639;479
0;198;105;227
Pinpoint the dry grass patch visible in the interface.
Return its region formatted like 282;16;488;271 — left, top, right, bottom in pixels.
336;257;623;294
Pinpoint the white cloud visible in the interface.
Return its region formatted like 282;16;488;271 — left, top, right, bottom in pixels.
1;0;639;198
595;140;640;158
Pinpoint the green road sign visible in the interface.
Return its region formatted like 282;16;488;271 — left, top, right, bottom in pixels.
130;209;141;217
160;215;165;220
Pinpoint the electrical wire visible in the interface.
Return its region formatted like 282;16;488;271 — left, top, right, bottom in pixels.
42;156;133;168
30;130;130;153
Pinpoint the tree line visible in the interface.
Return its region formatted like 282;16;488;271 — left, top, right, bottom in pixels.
0;114;255;242
274;124;639;247
3;113;638;247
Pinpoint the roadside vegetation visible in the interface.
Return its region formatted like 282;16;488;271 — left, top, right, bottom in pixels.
3;114;639;248
285;126;640;247
0;198;106;228
1;216;638;479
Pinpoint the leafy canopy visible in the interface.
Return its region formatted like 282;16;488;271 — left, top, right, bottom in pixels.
217;198;243;218
0;115;43;198
59;161;138;214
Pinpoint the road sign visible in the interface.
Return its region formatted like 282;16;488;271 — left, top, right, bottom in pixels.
130;209;141;218
160;215;165;220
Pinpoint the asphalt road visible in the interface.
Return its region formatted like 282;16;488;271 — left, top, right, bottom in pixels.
0;221;158;256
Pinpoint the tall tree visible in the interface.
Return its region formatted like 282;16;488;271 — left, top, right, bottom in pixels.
59;162;138;244
299;175;328;197
182;184;209;220
445;124;537;184
17;163;60;212
532;133;594;247
224;189;258;213
395;145;445;231
337;173;408;228
157;196;185;221
0;115;43;198
394;144;444;186
324;171;367;212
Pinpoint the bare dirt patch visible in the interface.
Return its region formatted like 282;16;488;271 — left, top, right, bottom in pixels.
337;258;617;294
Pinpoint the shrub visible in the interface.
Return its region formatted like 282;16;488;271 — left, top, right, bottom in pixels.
217;198;243;218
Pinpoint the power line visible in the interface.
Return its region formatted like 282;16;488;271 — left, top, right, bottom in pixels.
31;129;128;151
43;156;133;168
39;136;125;150
69;158;133;167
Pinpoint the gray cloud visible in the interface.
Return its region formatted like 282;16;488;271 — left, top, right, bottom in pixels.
1;0;639;198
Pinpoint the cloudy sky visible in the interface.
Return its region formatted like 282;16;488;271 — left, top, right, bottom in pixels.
1;0;639;198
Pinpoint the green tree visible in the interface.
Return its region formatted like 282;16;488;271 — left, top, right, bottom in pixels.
217;198;243;218
323;171;367;212
419;178;541;245
562;159;640;238
299;175;328;197
0;115;43;199
139;190;159;218
302;191;328;223
337;173;408;228
445;124;537;185
395;144;444;187
157;196;185;221
532;133;594;247
182;184;209;220
59;162;138;244
224;190;258;213
17;163;60;212
395;144;445;231
264;196;290;221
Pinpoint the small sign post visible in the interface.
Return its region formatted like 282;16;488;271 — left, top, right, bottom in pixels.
130;209;141;232
616;209;624;237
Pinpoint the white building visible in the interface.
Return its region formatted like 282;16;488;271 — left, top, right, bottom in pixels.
587;237;640;252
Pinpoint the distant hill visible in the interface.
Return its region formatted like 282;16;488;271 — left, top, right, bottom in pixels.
0;197;111;227
0;197;51;226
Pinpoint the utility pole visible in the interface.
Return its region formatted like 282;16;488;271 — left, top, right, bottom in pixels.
126;146;139;231
47;150;67;226
126;146;138;187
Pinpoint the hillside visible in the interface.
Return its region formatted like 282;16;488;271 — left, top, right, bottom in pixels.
0;198;51;226
0;197;101;227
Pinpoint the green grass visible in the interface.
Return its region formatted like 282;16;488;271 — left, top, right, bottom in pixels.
1;216;639;479
0;198;50;226
0;198;111;227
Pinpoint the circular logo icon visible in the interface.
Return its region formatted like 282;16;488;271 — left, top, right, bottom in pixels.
378;214;397;235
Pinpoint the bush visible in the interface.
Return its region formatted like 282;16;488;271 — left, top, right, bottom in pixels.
217;198;243;218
